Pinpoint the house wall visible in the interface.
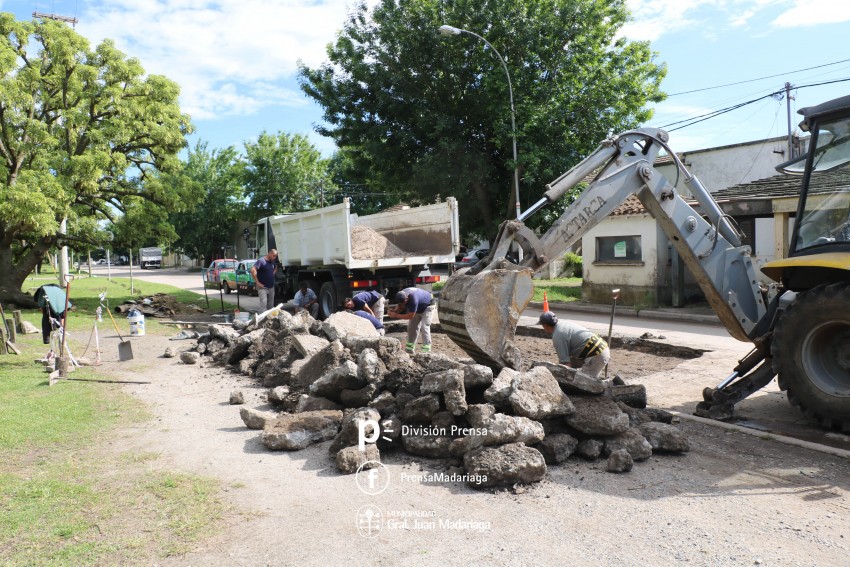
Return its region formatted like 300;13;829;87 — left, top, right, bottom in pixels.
581;214;665;306
656;135;803;198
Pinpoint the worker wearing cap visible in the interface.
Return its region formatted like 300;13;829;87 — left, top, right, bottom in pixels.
344;290;385;322
388;287;434;354
539;311;610;379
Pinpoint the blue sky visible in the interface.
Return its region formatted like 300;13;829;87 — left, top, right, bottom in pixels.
4;0;850;159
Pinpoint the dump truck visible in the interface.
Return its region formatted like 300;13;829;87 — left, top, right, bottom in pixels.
138;247;163;269
255;197;460;319
440;94;850;430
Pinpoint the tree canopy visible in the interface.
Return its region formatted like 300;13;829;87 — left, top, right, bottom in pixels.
298;0;666;240
0;14;194;305
243;131;336;218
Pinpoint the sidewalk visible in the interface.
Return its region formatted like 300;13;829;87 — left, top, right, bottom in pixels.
527;300;721;325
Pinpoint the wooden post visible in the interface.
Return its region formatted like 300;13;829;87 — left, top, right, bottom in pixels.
12;310;22;332
6;319;15;342
0;327;7;355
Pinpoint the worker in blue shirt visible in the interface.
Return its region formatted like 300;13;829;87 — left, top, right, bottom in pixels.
344;290;385;322
351;309;385;336
388;287;433;354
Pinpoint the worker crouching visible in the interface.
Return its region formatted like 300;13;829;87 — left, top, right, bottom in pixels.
539;311;610;379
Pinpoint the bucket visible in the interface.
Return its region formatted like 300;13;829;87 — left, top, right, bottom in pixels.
128;309;145;337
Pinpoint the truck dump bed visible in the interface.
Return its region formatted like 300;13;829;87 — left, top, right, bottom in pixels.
269;198;459;269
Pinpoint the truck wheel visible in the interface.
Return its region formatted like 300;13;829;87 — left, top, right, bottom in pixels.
319;282;337;319
772;282;850;431
224;282;232;294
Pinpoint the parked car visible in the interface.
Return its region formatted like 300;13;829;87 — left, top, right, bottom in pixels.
453;248;490;270
203;258;237;290
220;259;258;295
95;258;108;265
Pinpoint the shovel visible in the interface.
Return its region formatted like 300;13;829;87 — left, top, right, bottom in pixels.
104;300;134;361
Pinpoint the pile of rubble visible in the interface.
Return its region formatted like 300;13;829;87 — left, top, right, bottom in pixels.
185;310;689;489
116;293;203;318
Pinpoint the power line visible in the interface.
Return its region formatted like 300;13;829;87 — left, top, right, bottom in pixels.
662;76;850;132
666;58;850;97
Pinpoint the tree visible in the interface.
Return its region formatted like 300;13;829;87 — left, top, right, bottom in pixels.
169;142;245;263
0;15;194;305
242;131;336;218
298;0;666;241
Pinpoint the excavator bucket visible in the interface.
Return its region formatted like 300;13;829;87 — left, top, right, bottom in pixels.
438;265;534;369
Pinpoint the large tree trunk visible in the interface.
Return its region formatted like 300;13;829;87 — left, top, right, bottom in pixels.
0;236;53;308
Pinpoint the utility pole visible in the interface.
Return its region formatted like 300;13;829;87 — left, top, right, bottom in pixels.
785;82;795;159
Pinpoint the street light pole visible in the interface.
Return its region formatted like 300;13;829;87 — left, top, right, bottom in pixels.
439;24;521;219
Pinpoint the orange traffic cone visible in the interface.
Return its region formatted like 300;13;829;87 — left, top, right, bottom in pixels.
543;291;550;312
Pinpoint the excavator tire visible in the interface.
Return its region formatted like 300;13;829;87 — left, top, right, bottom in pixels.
772;282;850;431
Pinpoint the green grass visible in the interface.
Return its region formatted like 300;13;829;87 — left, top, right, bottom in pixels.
435;276;583;303
533;277;583;303
15;272;208;339
0;308;226;564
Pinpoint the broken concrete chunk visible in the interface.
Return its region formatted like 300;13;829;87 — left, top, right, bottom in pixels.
463;443;547;488
268;385;291;404
508;366;575;420
292;334;331;358
466;404;496;428
240;407;276;430
535;433;579;465
209;323;240;345
576;439;604;460
463;364;494;388
322;311;379;342
412;353;464;372
180;351;200;365
483;367;518;405
431;411;455;431
238;358;257;376
566;396;630;436
402;435;453;459
340;384;379;408
639;422;690;453
443;371;468;416
368;390;396;417
606;448;634;473
227;328;267;364
531;360;605;395
483;414;545;446
604;428;653;462
295;394;342;413
380;415;402;442
328;408;381;455
336;444;381;475
309;360;362;399
229;390;245;405
292;340;346;392
420;370;450;394
357;348;386;384
261;410;344;451
400;394;441;424
163;346;177;358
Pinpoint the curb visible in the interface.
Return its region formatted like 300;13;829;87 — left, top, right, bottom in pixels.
527;301;722;325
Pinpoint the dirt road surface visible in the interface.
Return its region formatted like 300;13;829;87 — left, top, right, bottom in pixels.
88;303;850;566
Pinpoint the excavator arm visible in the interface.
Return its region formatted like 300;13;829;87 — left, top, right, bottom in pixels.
440;128;769;371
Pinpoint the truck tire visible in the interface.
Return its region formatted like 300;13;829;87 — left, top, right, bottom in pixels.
772;282;850;431
224;282;232;294
319;282;337;319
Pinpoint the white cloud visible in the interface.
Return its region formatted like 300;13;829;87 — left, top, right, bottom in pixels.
771;0;850;27
619;0;715;41
76;0;371;120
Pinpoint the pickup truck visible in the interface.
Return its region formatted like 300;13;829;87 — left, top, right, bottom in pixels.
220;259;258;295
202;258;237;290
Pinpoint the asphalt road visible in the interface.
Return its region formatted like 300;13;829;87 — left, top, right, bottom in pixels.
93;263;850;454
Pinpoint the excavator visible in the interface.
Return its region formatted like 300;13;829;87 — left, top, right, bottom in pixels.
440;94;850;431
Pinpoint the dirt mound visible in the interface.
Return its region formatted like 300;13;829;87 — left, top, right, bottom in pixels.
350;226;406;259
